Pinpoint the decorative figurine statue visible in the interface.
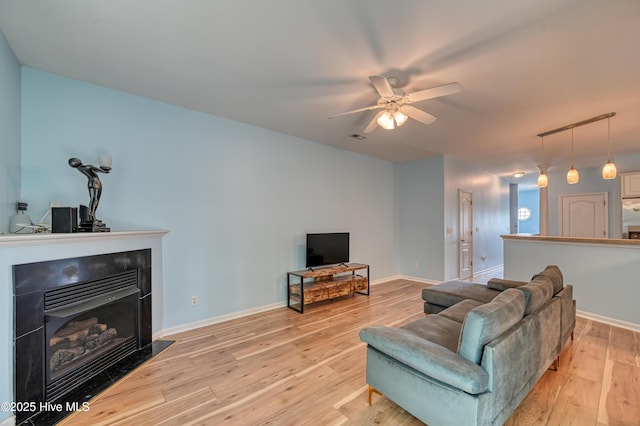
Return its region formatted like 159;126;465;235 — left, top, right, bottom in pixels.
68;157;111;232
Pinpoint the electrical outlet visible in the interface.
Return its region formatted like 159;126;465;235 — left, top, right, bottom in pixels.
414;262;420;269
191;296;198;305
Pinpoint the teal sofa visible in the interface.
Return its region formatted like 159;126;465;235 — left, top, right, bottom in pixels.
423;265;575;348
359;271;563;426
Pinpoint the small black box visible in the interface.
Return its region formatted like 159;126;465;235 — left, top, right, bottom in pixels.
52;207;78;233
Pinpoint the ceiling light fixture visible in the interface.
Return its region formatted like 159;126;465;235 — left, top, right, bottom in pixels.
513;171;525;178
566;128;579;184
376;106;408;130
602;116;617;179
537;137;548;188
537;166;549;188
537;112;615;183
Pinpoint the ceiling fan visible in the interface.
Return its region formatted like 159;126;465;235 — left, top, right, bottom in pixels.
329;75;462;133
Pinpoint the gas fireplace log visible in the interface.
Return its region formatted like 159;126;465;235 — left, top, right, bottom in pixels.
50;322;108;351
50;347;86;371
60;317;99;334
85;328;117;350
50;330;89;352
89;323;108;335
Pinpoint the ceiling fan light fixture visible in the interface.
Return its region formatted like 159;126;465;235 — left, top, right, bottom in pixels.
376;111;395;130
393;109;408;127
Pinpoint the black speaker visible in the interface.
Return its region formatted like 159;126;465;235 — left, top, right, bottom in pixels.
52;207;78;233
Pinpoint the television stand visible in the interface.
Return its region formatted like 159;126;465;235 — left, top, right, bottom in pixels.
287;263;369;313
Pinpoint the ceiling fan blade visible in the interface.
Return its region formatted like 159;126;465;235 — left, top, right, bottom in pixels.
406;82;462;103
403;105;437;125
329;104;382;119
363;113;380;134
369;75;394;98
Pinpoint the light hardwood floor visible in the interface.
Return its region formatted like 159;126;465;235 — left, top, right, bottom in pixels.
60;278;640;426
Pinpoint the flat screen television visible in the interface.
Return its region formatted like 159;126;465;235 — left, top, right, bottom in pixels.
306;232;349;268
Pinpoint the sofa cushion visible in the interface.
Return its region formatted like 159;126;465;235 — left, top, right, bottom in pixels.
517;276;554;315
531;265;563;294
438;299;484;323
422;280;499;308
400;315;462;353
486;278;528;291
457;289;526;364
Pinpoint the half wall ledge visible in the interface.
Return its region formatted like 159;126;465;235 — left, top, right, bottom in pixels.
501;234;640;332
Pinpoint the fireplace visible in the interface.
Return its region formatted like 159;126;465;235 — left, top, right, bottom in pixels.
13;249;169;425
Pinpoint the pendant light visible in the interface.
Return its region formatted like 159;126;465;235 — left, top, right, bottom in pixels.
537;167;548;188
537;136;548;188
566;128;579;184
602;116;617;179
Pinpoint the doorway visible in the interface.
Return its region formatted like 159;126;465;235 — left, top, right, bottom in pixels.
560;192;608;237
459;190;473;280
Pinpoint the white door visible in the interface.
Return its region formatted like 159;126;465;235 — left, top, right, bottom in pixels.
459;190;473;279
561;193;608;237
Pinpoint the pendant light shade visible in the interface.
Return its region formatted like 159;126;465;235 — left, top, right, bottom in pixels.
567;166;579;184
537;172;549;188
602;161;617;180
602;116;617;179
566;128;579;184
537;138;548;188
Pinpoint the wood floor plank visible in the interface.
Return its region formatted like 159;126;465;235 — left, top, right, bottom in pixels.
57;279;640;426
598;359;640;425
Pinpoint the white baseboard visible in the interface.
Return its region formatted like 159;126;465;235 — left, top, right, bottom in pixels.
577;310;640;333
0;415;15;426
158;301;286;338
376;274;440;286
156;275;431;338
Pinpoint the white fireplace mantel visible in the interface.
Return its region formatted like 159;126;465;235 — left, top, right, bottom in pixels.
0;229;169;247
0;229;169;426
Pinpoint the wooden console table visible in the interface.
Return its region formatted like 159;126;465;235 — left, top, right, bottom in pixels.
287;263;369;313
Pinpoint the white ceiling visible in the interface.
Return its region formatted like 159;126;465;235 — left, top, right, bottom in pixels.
1;0;640;186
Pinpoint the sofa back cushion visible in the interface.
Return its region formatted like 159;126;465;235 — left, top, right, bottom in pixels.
457;289;526;364
517;276;554;315
531;265;563;294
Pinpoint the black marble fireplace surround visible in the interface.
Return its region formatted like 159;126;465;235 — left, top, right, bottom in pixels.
13;249;171;425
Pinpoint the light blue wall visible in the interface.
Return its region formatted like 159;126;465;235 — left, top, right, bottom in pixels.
0;30;21;235
394;156;446;280
518;188;539;234
20;68;397;329
394;155;509;282
443;157;509;280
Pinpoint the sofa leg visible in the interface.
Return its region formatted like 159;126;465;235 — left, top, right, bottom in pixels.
571;331;574;341
368;385;382;405
549;356;559;371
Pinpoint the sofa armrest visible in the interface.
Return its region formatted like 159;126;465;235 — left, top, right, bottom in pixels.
359;326;489;394
486;278;528;291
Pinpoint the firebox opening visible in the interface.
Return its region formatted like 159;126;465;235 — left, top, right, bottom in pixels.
46;294;138;384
